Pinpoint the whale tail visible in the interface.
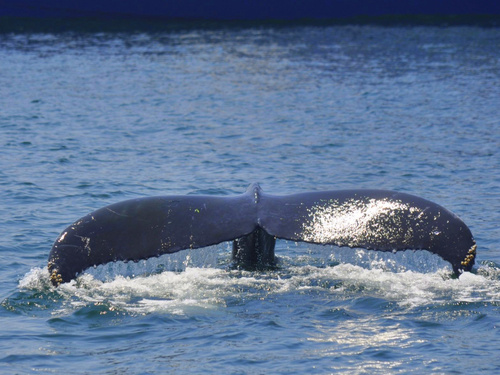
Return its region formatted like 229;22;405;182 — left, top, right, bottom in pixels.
48;183;476;285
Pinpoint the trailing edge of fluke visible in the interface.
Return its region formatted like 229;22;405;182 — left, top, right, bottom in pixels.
48;183;476;285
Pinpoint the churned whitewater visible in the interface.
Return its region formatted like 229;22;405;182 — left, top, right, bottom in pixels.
1;25;499;374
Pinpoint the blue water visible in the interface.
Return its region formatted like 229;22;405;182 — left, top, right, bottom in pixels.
1;25;499;374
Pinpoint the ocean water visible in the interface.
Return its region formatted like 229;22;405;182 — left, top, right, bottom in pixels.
0;24;499;374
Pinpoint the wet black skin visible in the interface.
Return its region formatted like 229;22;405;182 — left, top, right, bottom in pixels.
48;183;476;285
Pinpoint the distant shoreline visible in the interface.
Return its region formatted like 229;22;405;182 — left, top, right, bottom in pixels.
1;15;499;34
2;0;500;22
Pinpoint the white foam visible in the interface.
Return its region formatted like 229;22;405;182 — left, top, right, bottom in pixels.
19;242;500;315
18;253;500;316
315;263;499;308
18;267;52;290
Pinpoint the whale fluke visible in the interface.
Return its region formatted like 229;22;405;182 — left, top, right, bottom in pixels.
48;183;476;285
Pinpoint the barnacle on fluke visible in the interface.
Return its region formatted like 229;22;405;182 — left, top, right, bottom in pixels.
48;183;476;286
461;244;477;268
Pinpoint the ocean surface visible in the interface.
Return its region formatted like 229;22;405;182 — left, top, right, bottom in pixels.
0;24;499;374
